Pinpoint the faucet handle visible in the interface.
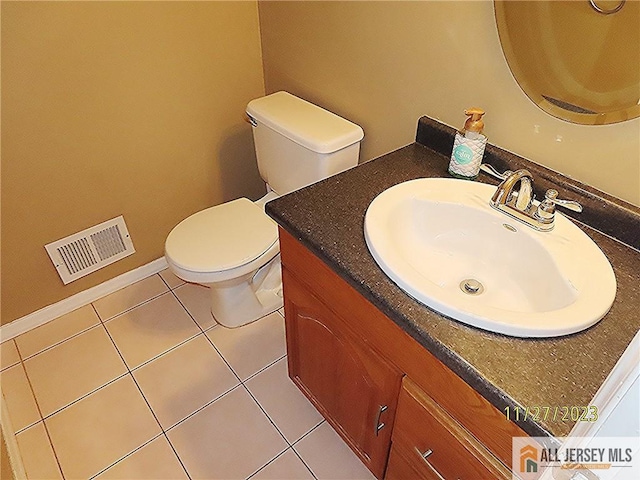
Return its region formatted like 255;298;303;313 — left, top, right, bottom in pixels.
543;189;583;212
480;164;511;181
536;189;583;223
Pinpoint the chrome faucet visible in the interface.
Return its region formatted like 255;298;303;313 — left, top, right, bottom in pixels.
490;168;534;212
480;164;582;231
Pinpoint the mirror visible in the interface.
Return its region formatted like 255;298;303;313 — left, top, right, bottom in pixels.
494;0;640;125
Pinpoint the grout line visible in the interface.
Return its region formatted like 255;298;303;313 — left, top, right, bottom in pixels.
157;271;186;291
245;446;290;480
168;288;217;335
124;331;203;374
121;374;189;477
96;287;203;375
245;447;293;480
157;271;174;290
241;354;287;383
163;384;245;434
87;432;165;480
96;317;193;478
292;420;325;447
29;421;66;479
37;372;130;423
97;286;171;324
0;339;20;373
161;381;241;432
167;289;303;478
13;358;66;478
290;422;326;480
290;446;319;480
13;359;44;424
241;382;291;447
97;292;197;479
98;318;164;430
167;289;245;385
161;431;192;479
90;303;101;323
16;321;102;363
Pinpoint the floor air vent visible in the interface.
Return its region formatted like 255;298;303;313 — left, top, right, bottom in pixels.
45;216;135;284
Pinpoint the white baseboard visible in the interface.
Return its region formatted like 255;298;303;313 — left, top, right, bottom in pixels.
0;257;168;341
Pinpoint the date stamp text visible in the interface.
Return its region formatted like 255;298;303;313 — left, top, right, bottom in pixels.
505;405;598;423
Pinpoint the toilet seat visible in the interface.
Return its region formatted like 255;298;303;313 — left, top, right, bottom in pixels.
165;198;278;281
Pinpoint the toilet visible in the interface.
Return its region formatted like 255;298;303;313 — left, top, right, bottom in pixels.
164;91;364;327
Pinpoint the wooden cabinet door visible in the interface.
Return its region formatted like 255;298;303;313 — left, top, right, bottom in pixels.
283;267;402;479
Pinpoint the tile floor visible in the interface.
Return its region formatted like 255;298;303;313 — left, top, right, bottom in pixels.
1;270;375;479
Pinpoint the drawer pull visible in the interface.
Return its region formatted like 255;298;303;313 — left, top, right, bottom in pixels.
416;447;433;460
414;447;446;480
374;405;388;436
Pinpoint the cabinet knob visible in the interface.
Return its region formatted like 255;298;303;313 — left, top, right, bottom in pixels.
374;405;388;436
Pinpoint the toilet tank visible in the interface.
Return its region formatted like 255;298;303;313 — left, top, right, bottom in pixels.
246;91;364;195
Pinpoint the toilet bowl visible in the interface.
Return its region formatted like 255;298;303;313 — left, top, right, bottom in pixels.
164;92;363;328
165;193;282;328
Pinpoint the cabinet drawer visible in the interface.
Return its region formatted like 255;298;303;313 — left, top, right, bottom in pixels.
390;377;510;480
386;442;445;480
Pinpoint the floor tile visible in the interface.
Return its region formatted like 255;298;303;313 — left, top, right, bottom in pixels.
133;335;239;429
0;364;41;432
45;375;162;479
173;283;216;330
24;325;127;417
95;435;188;479
159;269;185;290
93;275;168;321
205;311;286;380
167;386;288;480
294;423;375;480
105;293;200;369
246;358;323;443
251;449;314;480
15;422;62;479
0;340;20;371
15;304;100;359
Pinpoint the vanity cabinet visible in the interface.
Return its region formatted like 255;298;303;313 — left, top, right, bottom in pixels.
279;228;527;479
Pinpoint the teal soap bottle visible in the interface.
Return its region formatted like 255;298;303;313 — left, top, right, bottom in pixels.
448;108;487;180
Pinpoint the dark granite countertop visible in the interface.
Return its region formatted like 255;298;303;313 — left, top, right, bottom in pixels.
265;116;640;438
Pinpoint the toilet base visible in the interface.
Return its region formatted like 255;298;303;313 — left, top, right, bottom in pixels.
208;255;283;328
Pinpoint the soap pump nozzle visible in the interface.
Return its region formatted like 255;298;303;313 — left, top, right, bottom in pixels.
463;107;485;138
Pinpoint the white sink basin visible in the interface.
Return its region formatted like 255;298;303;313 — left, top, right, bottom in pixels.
364;178;616;337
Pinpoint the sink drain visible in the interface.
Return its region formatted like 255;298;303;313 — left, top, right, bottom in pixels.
460;279;484;295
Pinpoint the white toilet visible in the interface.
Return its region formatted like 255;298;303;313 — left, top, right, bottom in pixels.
164;91;364;327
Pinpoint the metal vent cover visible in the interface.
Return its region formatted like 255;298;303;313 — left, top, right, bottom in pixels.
45;216;135;284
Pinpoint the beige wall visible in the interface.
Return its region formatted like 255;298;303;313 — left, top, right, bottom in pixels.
258;1;640;205
3;0;639;326
1;2;266;324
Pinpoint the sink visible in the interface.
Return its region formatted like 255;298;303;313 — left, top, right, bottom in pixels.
364;178;616;337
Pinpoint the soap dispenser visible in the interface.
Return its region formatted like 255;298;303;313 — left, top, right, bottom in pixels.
448;108;487;180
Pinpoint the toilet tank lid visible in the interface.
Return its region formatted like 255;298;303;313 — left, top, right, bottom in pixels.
246;91;364;154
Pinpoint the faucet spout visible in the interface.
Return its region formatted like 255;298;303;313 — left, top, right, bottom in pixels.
491;169;534;211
